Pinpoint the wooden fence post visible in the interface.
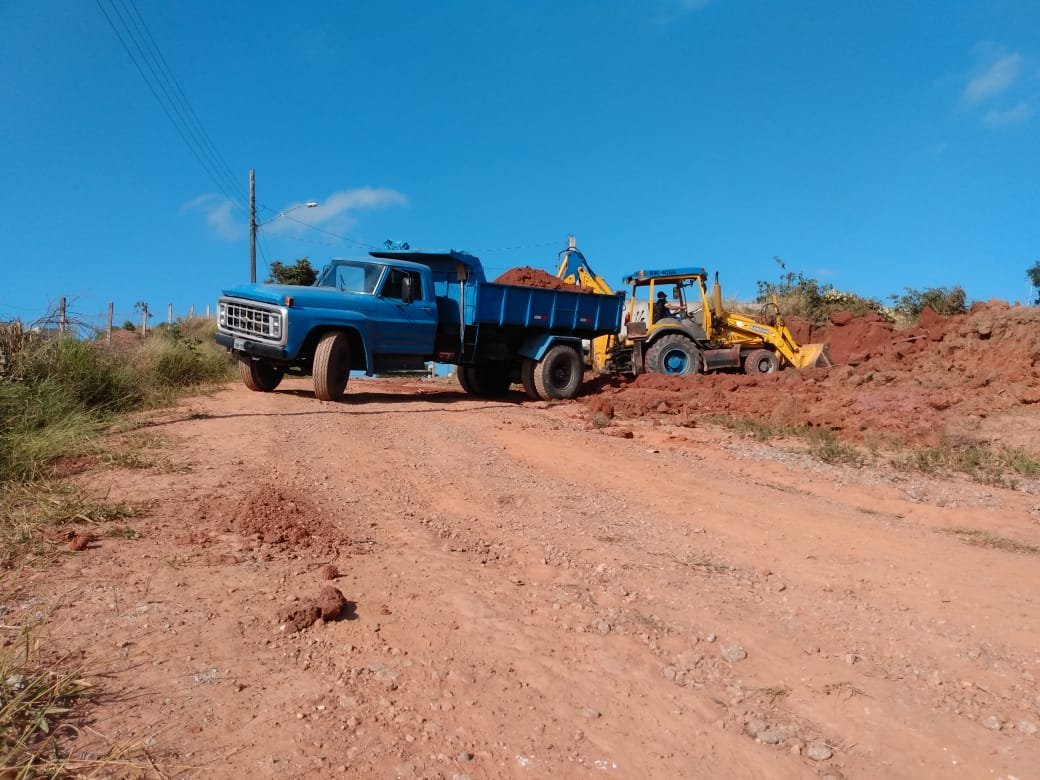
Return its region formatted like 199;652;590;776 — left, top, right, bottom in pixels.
107;302;113;347
59;297;67;335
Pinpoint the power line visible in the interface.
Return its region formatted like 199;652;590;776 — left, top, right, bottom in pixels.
96;0;246;211
277;214;378;250
121;0;245;207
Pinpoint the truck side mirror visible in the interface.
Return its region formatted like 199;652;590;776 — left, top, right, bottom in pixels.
401;276;414;304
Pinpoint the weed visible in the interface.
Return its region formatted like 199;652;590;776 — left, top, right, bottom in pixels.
106;526;141;540
0;625;91;773
944;527;1040;555
806;429;866;467
894;441;1040;487
701;414;784;441
0;483;137;569
676;554;733;575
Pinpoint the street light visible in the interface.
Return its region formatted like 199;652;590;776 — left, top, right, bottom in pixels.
248;168;319;283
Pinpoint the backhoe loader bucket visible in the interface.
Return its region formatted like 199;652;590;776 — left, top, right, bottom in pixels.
791;342;831;369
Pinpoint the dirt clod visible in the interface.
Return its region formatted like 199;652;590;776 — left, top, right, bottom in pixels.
317;586;348;620
321;564;339;580
68;531;95;551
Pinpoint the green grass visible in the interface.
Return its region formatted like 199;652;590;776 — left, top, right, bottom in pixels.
893;441;1040;487
701;414;789;442
944;527;1040;555
805;429;866;466
0;322;231;485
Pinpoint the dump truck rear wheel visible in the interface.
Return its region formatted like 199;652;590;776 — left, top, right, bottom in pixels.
457;366;476;394
520;358;540;400
533;345;583;400
313;331;350;401
744;349;779;375
646;334;702;377
238;355;284;392
465;365;511;398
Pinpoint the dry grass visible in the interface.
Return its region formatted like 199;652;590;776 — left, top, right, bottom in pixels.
0;482;137;571
944;527;1040;555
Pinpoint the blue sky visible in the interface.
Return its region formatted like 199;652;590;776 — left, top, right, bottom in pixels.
2;0;1038;328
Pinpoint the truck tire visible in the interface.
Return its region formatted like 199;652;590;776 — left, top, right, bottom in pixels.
313;331;351;401
238;355;283;392
744;349;779;375
532;345;583;400
465;365;511;398
645;334;702;377
457;367;476;394
520;358;540;400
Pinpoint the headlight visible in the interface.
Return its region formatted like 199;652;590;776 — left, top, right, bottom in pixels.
218;302;226;327
270;317;281;338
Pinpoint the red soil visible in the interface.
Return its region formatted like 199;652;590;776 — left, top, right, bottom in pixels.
494;266;592;292
591;303;1040;451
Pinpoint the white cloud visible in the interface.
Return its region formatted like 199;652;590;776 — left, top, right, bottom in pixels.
263;187;408;237
983;97;1037;127
962;52;1022;106
653;0;713;25
180;193;242;240
182;186;408;243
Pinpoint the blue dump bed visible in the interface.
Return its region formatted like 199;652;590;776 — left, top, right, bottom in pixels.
473;283;624;339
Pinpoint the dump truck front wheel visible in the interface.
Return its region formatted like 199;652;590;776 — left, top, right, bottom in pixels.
313;331;351;401
646;334;702;377
533;345;583;400
238;355;284;392
744;349;779;375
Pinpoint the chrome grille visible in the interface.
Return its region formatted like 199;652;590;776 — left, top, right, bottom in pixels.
218;299;285;344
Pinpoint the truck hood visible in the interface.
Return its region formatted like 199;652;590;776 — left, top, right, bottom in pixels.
221;283;371;309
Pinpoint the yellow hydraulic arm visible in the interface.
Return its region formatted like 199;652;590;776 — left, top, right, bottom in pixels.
556;235;616;372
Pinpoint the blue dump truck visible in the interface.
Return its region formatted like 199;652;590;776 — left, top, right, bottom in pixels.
215;249;624;402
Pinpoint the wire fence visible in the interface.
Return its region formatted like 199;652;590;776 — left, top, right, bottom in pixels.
0;298;216;377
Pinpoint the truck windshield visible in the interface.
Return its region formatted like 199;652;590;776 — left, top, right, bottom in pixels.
315;261;385;294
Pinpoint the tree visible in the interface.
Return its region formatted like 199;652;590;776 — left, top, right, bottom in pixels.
267;258;317;286
1027;260;1040;305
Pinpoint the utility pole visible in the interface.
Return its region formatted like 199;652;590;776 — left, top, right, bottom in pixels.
58;297;67;335
167;303;173;324
249;168;257;283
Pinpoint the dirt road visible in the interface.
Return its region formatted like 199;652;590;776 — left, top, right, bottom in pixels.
18;377;1040;778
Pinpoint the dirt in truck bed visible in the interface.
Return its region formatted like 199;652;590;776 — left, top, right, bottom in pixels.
494;266;593;292
8;301;1040;778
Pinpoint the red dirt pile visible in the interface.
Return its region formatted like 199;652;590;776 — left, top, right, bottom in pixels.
494;266;591;292
591;303;1040;451
233;485;337;550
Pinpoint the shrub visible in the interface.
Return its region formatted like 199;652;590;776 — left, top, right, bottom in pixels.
756;269;886;324
890;286;967;323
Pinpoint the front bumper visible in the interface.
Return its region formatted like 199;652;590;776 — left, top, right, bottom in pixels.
215;332;288;361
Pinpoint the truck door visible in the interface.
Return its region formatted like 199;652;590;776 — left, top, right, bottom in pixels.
373;267;437;355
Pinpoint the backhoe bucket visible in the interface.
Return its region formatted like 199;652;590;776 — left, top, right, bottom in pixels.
791;342;831;369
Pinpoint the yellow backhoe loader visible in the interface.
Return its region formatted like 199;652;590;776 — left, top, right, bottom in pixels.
555;238;829;377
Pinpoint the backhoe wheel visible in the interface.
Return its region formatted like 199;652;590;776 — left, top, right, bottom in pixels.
313;331;351;401
532;345;583;400
645;334;702;377
744;349;779;375
238;355;284;392
465;365;512;398
520;358;540;400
